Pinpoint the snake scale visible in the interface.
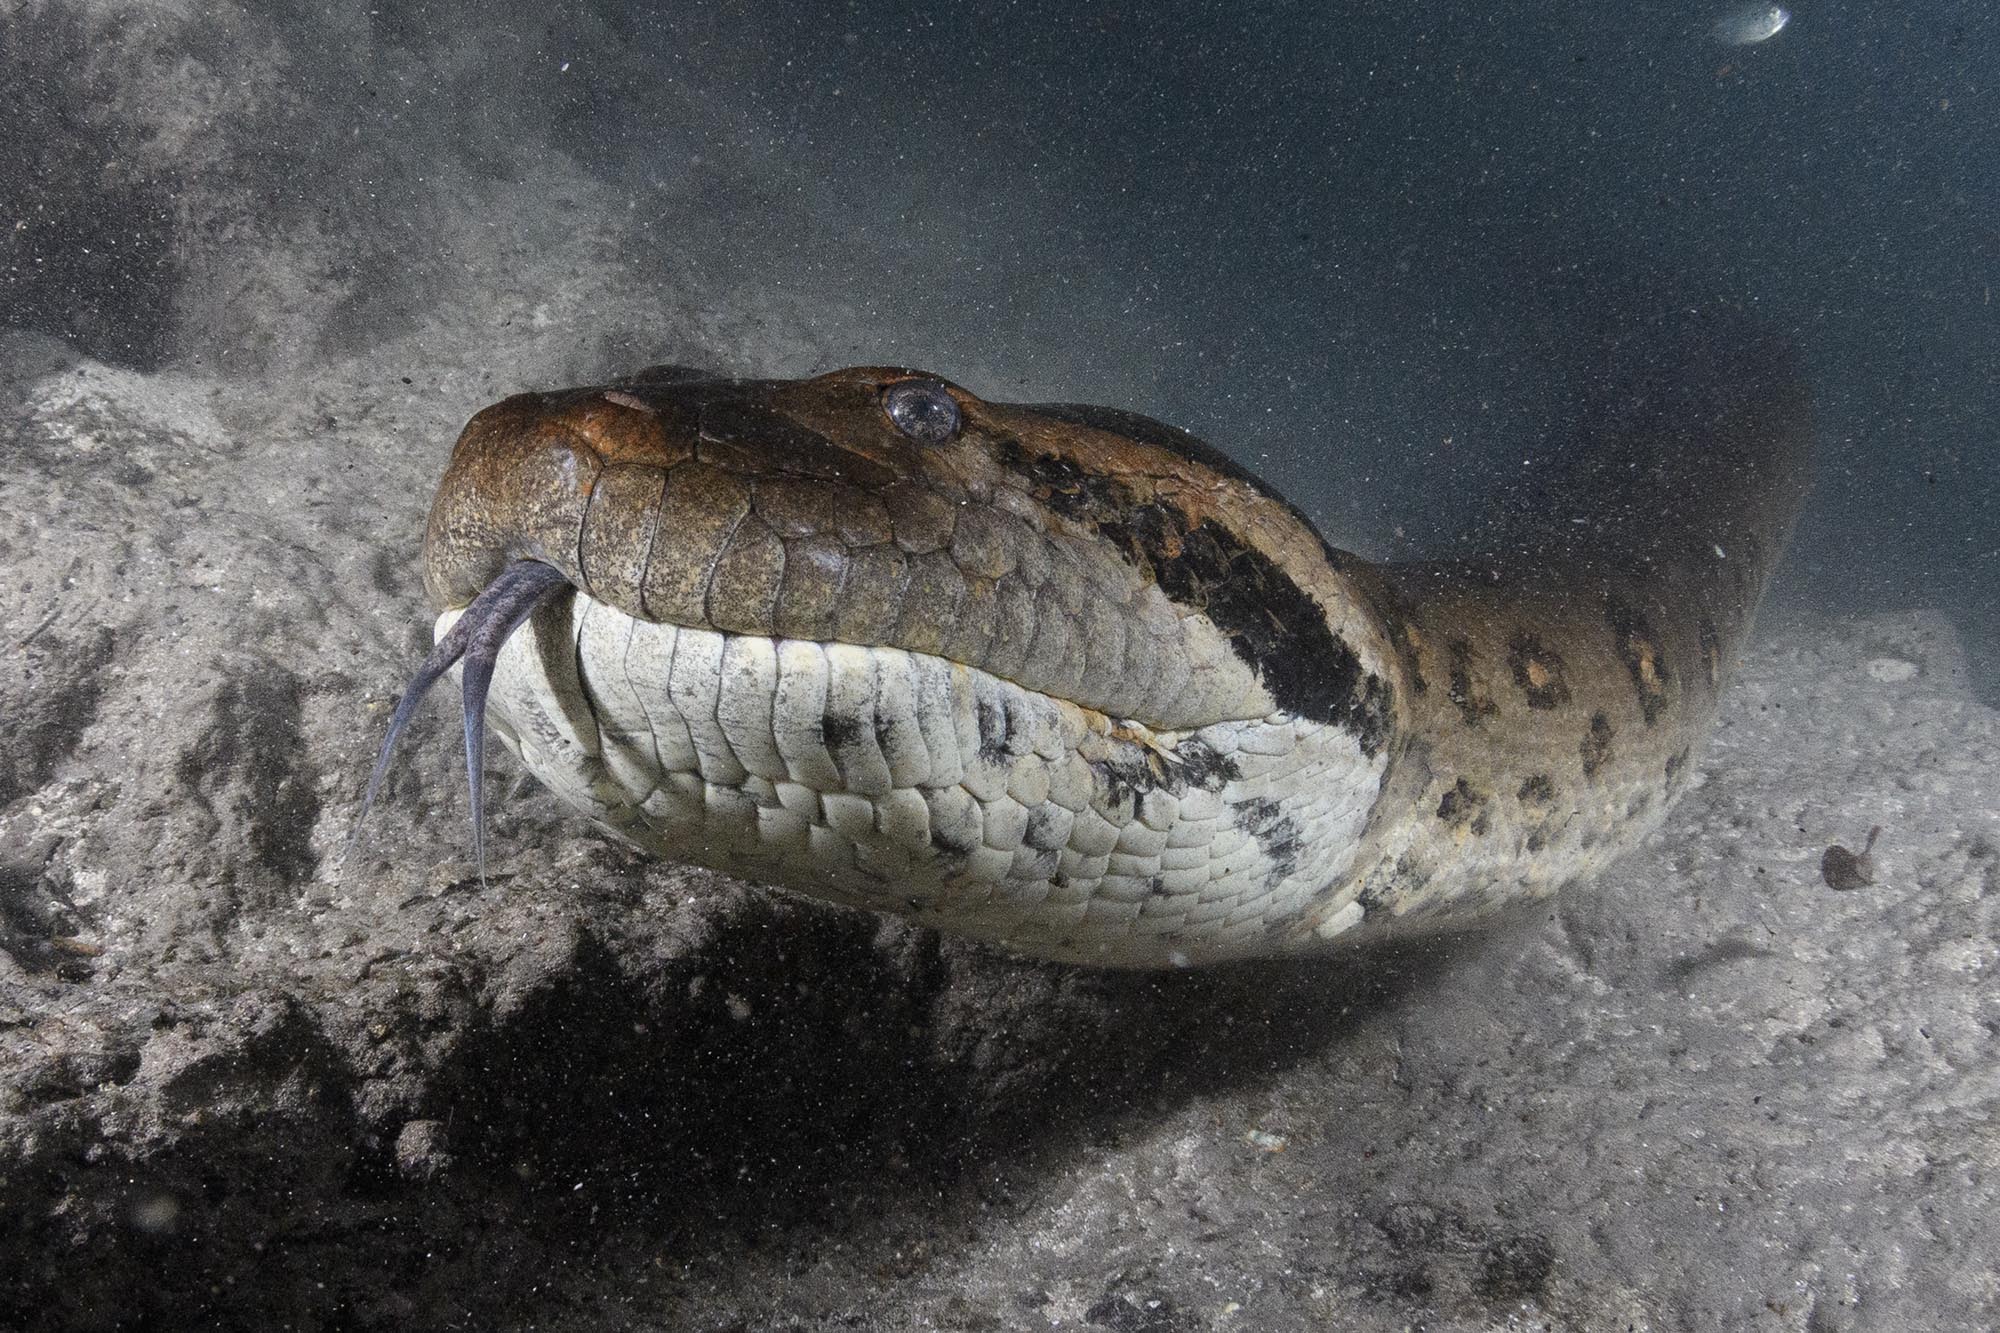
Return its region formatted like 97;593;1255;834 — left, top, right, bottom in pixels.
363;306;1811;967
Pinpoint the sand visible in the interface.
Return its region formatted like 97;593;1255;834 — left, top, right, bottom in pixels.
2;334;1996;1331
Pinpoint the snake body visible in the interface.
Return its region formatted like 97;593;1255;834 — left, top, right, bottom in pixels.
366;311;1810;967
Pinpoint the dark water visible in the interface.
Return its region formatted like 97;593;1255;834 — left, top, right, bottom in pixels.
1;8;1992;1326
5;0;1995;685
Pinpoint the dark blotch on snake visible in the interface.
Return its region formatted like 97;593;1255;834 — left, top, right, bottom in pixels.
997;440;1128;529
929;822;978;858
1665;747;1691;785
1126;505;1385;750
697;396;891;486
1446;638;1498;728
1088;733;1240;816
996;438;1389;751
975;694;1013;763
1507;634;1572;710
1436;778;1488;829
1012;404;1329;538
819;713;863;751
1237;797;1302;882
1580;712;1616;778
1023;805;1070;851
1172;737;1242;792
1605;595;1671;725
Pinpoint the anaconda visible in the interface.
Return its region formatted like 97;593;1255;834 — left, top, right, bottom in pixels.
361;307;1811;967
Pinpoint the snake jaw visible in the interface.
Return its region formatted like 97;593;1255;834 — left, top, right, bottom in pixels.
449;592;1393;966
355;559;573;881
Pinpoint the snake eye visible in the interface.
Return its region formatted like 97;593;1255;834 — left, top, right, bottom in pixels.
883;379;962;445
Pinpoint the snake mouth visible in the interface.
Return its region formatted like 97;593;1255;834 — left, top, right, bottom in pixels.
396;573;1386;966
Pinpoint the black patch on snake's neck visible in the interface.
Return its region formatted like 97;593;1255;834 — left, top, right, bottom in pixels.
1148;512;1384;747
997;438;1388;751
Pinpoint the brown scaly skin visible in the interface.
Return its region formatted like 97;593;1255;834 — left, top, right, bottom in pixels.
425;367;1403;739
1336;329;1814;928
409;317;1811;957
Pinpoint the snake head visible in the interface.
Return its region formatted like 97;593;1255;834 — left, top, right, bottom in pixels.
362;366;1407;962
421;366;1399;737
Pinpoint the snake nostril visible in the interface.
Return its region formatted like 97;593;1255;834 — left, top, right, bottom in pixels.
883;379;962;445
